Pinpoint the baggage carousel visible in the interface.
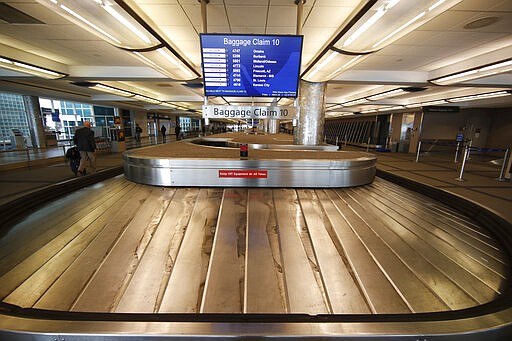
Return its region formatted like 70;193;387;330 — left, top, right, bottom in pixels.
123;133;376;188
1;134;511;340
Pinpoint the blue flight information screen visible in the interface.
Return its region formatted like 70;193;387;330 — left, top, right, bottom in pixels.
200;34;303;98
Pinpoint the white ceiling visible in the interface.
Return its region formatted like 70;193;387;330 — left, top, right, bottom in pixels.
0;0;511;117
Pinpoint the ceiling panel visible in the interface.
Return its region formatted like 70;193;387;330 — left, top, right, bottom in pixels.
303;5;353;28
180;4;203;26
416;10;483;31
159;25;199;43
204;4;229;28
452;0;512;11
137;4;192;26
204;25;232;34
266;6;297;28
0;0;510;113
420;31;510;49
265;26;296;35
230;26;267;34
8;3;69;24
54;41;143;66
225;6;268;28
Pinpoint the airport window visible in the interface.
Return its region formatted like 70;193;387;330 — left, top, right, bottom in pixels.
0;92;30;148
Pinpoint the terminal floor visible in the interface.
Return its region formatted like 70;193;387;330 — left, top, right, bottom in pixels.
1;139;511;223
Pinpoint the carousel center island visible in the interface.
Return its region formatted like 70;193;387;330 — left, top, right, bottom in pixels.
124;132;376;187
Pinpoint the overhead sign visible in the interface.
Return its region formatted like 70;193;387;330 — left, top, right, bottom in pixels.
200;34;303;97
202;105;298;119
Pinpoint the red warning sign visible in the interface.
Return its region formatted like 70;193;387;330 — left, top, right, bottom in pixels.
219;170;268;178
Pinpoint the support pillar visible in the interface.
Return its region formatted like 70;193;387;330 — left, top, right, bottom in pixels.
23;95;46;148
268;119;278;134
294;80;326;145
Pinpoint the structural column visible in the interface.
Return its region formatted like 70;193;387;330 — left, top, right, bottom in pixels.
294;80;326;145
268;119;278;134
23;95;46;148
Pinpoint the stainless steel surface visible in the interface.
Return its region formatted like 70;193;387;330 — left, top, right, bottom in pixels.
268;118;278;134
294;80;326;145
249;143;338;150
124;157;376;187
194;137;339;150
0;177;510;339
22;95;45;149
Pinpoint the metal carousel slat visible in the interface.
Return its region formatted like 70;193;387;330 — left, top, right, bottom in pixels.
0;176;511;339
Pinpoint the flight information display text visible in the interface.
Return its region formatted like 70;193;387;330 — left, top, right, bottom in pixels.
200;34;303;97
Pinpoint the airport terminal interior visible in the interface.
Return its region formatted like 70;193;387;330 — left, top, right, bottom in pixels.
0;0;512;340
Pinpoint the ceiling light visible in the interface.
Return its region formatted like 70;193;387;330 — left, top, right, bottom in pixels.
36;0;199;80
447;90;511;102
420;100;447;106
377;105;404;112
430;58;512;85
91;83;134;97
303;51;367;82
361;109;378;114
366;88;407;101
133;94;161;104
0;56;66;79
372;11;426;49
342;98;368;106
303;0;461;82
326;112;355;117
334;0;462;54
160;102;177;108
342;3;390;48
133;48;196;80
100;3;151;45
37;0;159;49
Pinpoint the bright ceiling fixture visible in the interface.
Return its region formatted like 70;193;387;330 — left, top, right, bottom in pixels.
335;0;462;54
342;0;401;49
97;1;152;45
303;0;461;82
419;100;448;106
342;98;369;107
40;0;159;49
84;82;174;107
447;90;511;102
160;102;177;109
36;0;199;80
429;59;512;85
361;109;378;114
90;83;135;98
0;56;66;79
133;94;161;104
325;112;355;117
377;105;404;112
366;88;407;101
305;53;367;82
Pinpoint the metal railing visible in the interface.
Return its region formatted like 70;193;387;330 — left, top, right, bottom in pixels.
415;139;510;182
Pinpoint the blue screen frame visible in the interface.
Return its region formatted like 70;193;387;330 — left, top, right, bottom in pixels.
200;34;303;98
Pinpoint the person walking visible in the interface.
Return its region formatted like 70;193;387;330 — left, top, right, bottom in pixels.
175;124;181;141
161;124;167;142
135;123;142;143
73;120;96;176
